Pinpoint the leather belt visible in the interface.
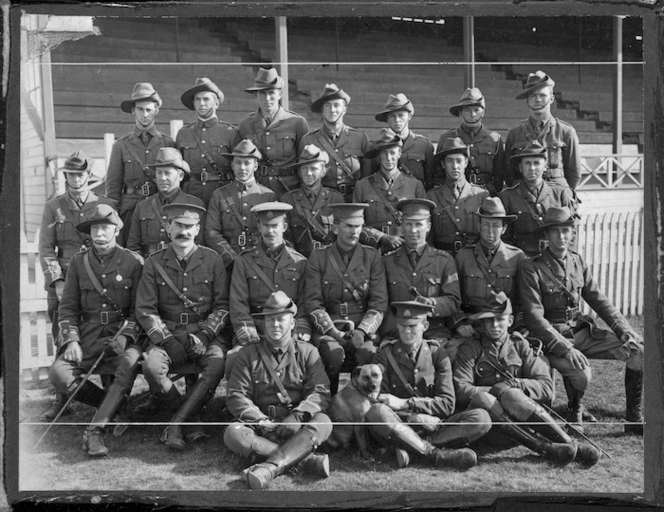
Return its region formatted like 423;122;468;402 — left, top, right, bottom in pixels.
192;171;224;183
439;235;479;253
258;164;294;177
125;182;155;197
82;310;127;325
515;238;548;253
159;310;207;324
468;170;493;186
336;302;365;317
545;306;580;324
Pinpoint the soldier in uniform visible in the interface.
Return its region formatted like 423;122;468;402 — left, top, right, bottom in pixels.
518;207;644;435
106;83;175;246
135;203;230;450
452;197;527;340
205;139;276;268
38;151;116;421
381;198;461;348
224;291;332;490
176;77;236;207
353;129;426;253
235;67;310;199
499;141;575;256
504;70;582;191
126;148;205;259
305;203;388;394
374;93;435;190
436;87;505;194
281;144;344;257
48;204;144;457
228;203;311;374
427;137;490;257
453;293;600;466
299;84;371;202
367;301;490;470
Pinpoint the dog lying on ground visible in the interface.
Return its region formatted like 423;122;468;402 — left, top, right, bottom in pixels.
326;364;382;458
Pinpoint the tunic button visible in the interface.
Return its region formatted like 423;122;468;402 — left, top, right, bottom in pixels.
102;304;107;308
101;274;106;278
414;369;419;373
266;131;270;135
454;206;459;210
456;218;460;222
202;128;206;131
455;231;460;235
387;191;392;196
102;289;107;293
243;216;247;220
344;274;348;277
145;150;149;154
184;273;187;276
344;289;349;293
202;140;206;144
275;269;279;272
412;272;417;277
488;270;493;273
183;287;188;291
266;146;271;150
80;213;84;216
387;221;392;226
160;228;165;232
344;316;349;320
243;203;248;207
201;154;205;158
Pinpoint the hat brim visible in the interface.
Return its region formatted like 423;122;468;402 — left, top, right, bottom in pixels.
434;148;470;161
76;218;123;234
181;85;224;110
120;93;162;113
515;78;555;100
395;317;427;325
168;216;200;226
475;211;517;223
374;104;414;122
536;219;577;235
311;91;351;113
286;156;329;170
509;151;547;162
251;306;297;317
146;160;191;174
244;77;285;93
449;101;484;117
469;311;503;321
365;141;402;159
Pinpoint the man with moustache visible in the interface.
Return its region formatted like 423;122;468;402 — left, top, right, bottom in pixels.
235;67;310;199
47;204;144;457
136;203;230;450
38;151;116;421
353;129;426;253
305;203;388;394
106;83;176;246
126;148;205;259
436;87;505;194
427;137;490;257
176;78;236;207
504;71;582;191
374;93;435;190
499;141;575;256
299;84;371;202
281;144;344;257
205;139;276;268
224;291;332;490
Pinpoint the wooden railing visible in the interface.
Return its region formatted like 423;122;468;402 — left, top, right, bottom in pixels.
578;154;643;190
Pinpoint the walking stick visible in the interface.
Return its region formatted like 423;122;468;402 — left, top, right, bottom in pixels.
34;321;128;449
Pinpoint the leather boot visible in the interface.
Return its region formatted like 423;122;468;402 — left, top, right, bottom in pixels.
82;428;108;457
162;381;207;451
329;373;340;396
89;384;126;438
75;380;106;409
186;386;216;443
244;428;326;490
624;368;644;435
499;415;577;465
563;377;595;435
39;391;70;421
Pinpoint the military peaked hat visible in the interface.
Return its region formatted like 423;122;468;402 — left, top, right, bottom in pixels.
121;82;163;113
509;140;548;162
435;137;470;160
475;197;517;223
311;83;351;113
251;202;293;223
397;198;436;220
59;150;93;173
252;290;298;317
516;70;556;100
146;147;191;174
222;139;263;160
469;292;513;320
164;202;206;225
245;67;285;93
181;78;225;110
375;93;415;122
329;203;368;225
364;128;403;159
392;300;434;325
536;206;579;234
449;87;486;117
76;204;123;234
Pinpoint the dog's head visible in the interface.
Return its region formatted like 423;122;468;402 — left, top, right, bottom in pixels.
351;364;383;399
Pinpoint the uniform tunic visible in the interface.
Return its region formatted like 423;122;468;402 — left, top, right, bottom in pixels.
372;131;435;190
281;186;343;258
105;126;175;244
499;181;574;255
427;180;489;256
206;180;276;267
299;124;371;201
437;126;505;193
176;117;236;206
126;189;205;259
352;171;426;247
504;117;582;190
382;244;461;337
234;107;309;198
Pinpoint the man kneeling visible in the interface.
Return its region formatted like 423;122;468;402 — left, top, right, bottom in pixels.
367;301;491;470
453;292;600;466
224;291;332;490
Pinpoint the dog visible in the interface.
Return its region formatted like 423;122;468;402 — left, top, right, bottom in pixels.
326;364;382;458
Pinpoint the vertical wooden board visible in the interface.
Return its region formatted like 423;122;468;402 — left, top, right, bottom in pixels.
606;211;618;308
19;314;32;371
622;211;633;313
36;314;49;367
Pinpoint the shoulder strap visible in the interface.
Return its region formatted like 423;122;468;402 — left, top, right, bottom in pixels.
472;250;504;293
124;141;150;172
189;127;219;170
515;189;546;226
83;252;122;312
292;196;330;242
536;259;577;304
219;188;247;230
327;252;363;302
313;131;355;179
151;259;205;315
243;255;277;293
368;178;402;224
384;347;420;398
257;343;292;405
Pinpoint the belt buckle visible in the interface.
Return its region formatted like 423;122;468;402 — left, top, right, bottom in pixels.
157;241;167;251
141;182;151;197
338;183;347;196
538;240;547;253
469;173;477;185
268;405;276;421
454;240;462;252
340;302;348;316
180;312;189;324
100;311;109;325
238;233;247;247
200;170;208;184
260;165;269;177
312;241;321;251
382;225;390;235
565;307;577;322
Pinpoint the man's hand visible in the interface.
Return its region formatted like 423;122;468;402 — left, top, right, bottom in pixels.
413;295;437;309
564;347;589;370
54;280;65;301
489;381;513;398
379;393;409;411
275;412;304;440
187;333;208;358
456;324;476;338
63;341;82;365
349;329;366;350
257;419;277;436
380;234;403;251
293;332;311;343
106;334;127;356
408;413;441;432
328;328;347;344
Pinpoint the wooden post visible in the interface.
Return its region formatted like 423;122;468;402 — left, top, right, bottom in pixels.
613;16;624;157
463;16;475;89
275;16;289;110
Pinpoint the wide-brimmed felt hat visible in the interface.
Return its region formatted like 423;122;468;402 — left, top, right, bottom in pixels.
509;140;548;162
392;300;434;325
181;78;224;110
374;93;414;122
329;203;368;226
164;202;206;225
397;198;436;220
252;290;298;317
449;87;486;117
252;202;293;223
364;128;403;159
120;82;163;113
311;83;351;113
245;67;285;93
146;147;191;174
475;197;517;223
516;70;555;100
287;144;330;170
469;292;513;320
536;206;579;235
76;204;123;234
59;150;93;173
222;139;262;160
434;137;470;160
